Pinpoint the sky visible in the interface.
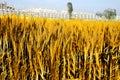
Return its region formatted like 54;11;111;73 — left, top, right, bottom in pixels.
1;0;120;15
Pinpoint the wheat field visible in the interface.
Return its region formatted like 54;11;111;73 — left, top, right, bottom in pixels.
0;14;120;80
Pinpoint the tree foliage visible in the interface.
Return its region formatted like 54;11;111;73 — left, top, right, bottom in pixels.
103;8;116;20
96;8;117;20
67;2;73;19
96;12;103;18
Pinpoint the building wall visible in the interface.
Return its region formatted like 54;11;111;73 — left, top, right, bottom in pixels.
0;2;7;9
0;2;15;10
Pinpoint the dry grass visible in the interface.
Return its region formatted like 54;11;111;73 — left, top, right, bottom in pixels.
0;14;120;80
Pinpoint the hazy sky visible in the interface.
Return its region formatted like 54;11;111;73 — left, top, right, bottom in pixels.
2;0;120;14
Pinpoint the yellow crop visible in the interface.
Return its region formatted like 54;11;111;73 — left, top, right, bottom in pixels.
0;14;120;80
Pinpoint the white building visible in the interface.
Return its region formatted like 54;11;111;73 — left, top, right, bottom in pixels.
0;2;15;10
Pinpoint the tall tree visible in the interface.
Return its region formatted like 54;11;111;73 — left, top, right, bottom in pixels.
96;8;117;20
67;2;73;19
103;8;117;20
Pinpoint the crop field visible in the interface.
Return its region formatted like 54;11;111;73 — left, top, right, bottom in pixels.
0;14;120;80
